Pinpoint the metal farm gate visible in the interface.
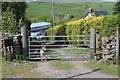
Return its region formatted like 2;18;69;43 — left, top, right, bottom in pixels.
28;28;96;60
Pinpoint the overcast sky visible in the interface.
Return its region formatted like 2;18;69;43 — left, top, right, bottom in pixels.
103;0;117;2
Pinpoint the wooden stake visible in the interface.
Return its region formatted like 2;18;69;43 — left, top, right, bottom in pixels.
116;27;119;65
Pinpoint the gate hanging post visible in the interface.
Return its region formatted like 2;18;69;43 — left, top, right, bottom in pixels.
90;28;96;60
21;27;27;57
116;27;119;65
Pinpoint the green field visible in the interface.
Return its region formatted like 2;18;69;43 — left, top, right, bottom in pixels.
63;48;89;55
26;2;115;18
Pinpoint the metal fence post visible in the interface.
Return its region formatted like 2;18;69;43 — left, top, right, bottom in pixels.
21;27;27;55
116;27;119;64
90;28;96;59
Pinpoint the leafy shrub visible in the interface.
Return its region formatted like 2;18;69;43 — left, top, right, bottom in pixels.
45;16;104;42
45;15;119;44
2;8;22;34
45;25;62;41
2;2;28;34
65;16;104;44
30;16;52;23
101;15;120;37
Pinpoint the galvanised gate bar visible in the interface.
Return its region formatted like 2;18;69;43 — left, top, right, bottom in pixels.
28;28;96;60
29;35;90;60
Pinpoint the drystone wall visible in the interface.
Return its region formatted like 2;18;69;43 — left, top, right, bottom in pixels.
0;33;23;57
96;35;117;61
102;35;116;61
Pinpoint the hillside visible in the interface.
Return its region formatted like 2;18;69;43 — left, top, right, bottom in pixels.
26;0;117;2
26;2;115;18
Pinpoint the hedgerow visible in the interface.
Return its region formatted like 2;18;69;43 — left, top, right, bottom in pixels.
45;16;104;39
101;15;120;37
65;16;104;44
45;15;119;43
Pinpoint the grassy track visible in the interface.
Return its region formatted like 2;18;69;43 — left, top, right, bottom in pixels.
23;71;51;78
26;2;115;18
49;60;74;70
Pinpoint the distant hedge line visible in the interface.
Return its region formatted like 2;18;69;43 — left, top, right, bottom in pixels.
45;15;119;43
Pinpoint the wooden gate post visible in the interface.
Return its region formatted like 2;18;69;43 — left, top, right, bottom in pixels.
90;28;96;59
116;27;119;64
21;27;27;56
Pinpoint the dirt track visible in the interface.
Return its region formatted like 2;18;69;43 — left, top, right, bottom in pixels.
31;61;117;78
14;49;118;78
30;49;117;78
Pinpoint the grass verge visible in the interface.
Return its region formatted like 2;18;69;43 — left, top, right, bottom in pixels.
23;71;51;78
84;60;118;76
2;61;37;78
49;60;74;70
0;49;2;79
1;49;51;78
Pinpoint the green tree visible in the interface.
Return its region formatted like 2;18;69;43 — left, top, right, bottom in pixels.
2;2;27;22
113;1;120;15
102;15;120;37
2;2;29;34
2;8;23;34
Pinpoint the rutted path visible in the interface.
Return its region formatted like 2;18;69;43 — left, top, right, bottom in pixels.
32;61;116;78
31;49;117;78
